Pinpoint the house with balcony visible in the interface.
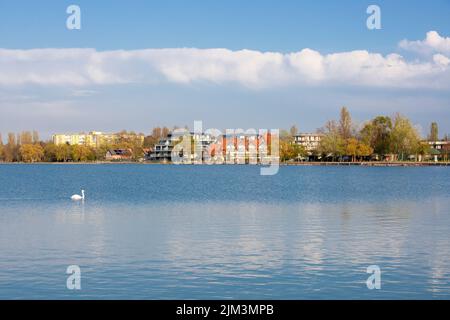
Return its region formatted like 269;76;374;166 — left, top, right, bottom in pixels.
147;134;176;162
147;132;216;162
427;140;450;161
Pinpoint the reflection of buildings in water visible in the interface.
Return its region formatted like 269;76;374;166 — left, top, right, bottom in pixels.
422;197;450;295
287;201;417;268
54;203;108;261
335;202;411;266
427;239;450;294
294;203;326;270
330;197;450;289
163;202;288;274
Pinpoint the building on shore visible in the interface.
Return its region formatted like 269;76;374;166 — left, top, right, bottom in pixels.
427;140;449;151
147;134;178;162
293;133;323;154
443;143;450;161
147;132;216;162
105;149;133;161
426;140;450;161
218;132;275;164
147;131;278;164
52;131;144;148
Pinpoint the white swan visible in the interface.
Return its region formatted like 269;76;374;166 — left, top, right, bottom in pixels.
71;190;85;201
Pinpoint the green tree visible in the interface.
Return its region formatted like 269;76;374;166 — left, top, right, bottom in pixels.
95;143;112;161
390;114;421;160
356;142;373;160
345;138;359;162
429;122;439;141
280;140;306;162
43;143;58;162
319;120;345;161
55;144;72;162
339;107;353;140
416;142;431;161
130;143;143;161
72;145;94;162
360;116;392;156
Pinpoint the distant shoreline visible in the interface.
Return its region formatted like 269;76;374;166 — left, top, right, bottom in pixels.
0;161;449;167
284;161;450;167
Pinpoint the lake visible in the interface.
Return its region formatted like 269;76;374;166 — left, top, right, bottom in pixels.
0;164;449;299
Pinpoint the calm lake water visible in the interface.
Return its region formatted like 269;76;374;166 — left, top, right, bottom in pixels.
0;164;449;299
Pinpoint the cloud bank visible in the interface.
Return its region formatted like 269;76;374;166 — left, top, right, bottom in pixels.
399;31;450;55
1;31;449;89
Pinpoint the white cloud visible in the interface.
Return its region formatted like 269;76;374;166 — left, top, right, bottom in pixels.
0;31;449;90
433;54;450;67
399;30;450;55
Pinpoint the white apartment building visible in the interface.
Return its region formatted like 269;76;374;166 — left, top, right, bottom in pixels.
293;133;324;152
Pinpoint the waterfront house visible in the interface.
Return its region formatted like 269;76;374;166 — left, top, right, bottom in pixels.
148;134;178;162
428;140;449;151
105;149;133;161
148;132;215;162
426;140;450;161
443;142;450;161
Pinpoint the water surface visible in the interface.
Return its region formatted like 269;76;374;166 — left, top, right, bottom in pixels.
0;164;449;299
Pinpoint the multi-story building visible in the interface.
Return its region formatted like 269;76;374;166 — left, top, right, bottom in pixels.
293;133;323;152
52;131;144;148
218;132;275;164
148;132;215;162
148;131;278;164
147;134;178;162
52;133;94;147
427;140;450;161
427;140;449;151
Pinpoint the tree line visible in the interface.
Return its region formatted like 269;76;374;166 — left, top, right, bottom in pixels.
0;118;448;163
280;107;448;162
0;128;172;163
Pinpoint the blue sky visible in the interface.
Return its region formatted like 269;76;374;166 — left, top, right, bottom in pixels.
0;0;450;138
1;0;450;52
